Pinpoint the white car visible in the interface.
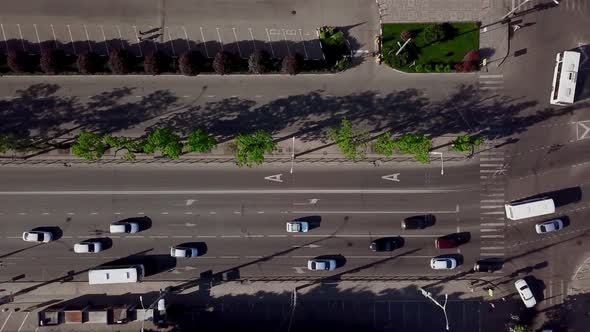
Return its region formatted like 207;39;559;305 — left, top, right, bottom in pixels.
170;246;199;258
74;241;103;253
307;258;337;271
110;221;139;234
22;231;53;243
535;219;564;234
286;221;309;233
430;257;457;270
514;279;537;308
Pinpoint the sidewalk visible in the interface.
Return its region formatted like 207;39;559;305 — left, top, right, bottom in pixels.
0;278;518;332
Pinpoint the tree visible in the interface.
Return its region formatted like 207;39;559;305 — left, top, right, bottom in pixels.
248;49;269;74
510;325;532;332
234;131;276;167
143;128;183;159
186;129;217;153
108;49;132;74
423;23;447;44
329;118;368;160
40;48;65;74
0;133;25;153
77;51;101;74
104;135;144;160
392;133;432;164
451;135;483;153
213;51;233;75
374;132;396;156
7;50;29;73
71;131;107;160
178;51;203;76
144;51;169;75
281;54;302;75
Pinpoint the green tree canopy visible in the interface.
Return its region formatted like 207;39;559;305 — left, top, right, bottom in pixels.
72;131;107;160
235;131;276;167
329;118;368;160
104;135;145;161
143;128;183;159
186;129;217;153
451;135;483;153
374;132;396;157
392;133;432;164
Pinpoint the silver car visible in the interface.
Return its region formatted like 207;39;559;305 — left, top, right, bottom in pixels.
430;257;457;270
170;246;199;258
535;219;564;234
286;221;309;233
74;241;103;253
514;279;537;308
22;231;53;243
307;258;337;271
110;221;139;234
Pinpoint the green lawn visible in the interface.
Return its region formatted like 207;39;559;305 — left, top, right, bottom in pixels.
381;22;480;72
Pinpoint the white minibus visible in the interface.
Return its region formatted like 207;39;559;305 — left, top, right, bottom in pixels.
504;198;555;221
550;51;580;106
88;265;145;285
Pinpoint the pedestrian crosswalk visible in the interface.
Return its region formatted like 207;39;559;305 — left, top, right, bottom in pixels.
479;141;507;258
479;74;504;91
510;0;587;12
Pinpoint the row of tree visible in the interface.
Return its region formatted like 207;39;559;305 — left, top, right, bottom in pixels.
70;128;276;167
330;118;483;163
3;48;306;75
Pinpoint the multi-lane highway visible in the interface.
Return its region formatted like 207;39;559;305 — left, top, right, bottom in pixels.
0;163;487;282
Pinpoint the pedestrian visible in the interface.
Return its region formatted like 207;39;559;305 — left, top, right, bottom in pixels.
512;24;521;32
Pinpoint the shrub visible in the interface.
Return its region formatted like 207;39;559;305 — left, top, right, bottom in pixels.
248;49;269;74
213;51;233;75
329;118;368;160
335;57;350;71
72;131;107;161
401;30;412;41
423;23;446;44
40;48;66;74
385;50;412;68
443;64;452;72
178;51;204;76
374;132;396;157
414;64;423;72
463;50;481;63
423;64;433;73
108;49;132;74
435;63;445;73
281;54;302;75
235;131;276;167
144;51;170;75
392;133;432;164
186;129;217;153
7;50;29;73
77;51;101;74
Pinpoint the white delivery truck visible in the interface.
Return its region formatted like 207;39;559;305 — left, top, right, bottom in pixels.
88;265;145;285
504;198;555;221
550;51;580;106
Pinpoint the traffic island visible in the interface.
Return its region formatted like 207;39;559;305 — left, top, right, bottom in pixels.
381;22;480;73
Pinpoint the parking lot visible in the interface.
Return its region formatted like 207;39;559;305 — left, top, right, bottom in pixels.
0;23;324;59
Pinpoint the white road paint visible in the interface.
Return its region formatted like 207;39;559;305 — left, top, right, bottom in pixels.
0;311;13;332
0;188;464;195
186;199;196;206
291;208;459;214
293;198;320;206
17;312;30;332
264;174;283;183
382;173;401;182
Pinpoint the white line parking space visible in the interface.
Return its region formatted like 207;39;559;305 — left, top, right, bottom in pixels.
0;23;323;60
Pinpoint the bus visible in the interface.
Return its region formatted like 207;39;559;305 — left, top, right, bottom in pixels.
88;265;145;285
504;198;555;221
550;51;580;106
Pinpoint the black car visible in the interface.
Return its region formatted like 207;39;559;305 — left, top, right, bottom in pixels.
370;237;404;252
474;259;503;272
401;215;435;229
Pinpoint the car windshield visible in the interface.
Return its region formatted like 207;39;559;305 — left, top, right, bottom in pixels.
446;260;452;268
36;233;43;241
310;262;316;269
540;225;547;232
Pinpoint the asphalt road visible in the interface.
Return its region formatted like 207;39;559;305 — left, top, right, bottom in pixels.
0;163;490;282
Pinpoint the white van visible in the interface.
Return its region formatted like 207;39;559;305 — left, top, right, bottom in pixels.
504;198;555;221
88;265;145;285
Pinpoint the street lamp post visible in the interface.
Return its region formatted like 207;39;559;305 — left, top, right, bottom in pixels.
430;152;444;175
139;295;145;332
419;288;449;330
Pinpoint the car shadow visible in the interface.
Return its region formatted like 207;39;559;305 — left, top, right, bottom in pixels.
436;253;464;266
516;187;582;208
559;216;571;228
474;258;504;272
32;226;63;241
524;275;546;302
87;237;113;250
315;254;347;268
295;216;321;230
373;236;405;249
178;242;208;256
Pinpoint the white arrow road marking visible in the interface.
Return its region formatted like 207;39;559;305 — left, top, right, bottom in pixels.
293;198;320;206
186;199;197;206
382;173;400;182
264;174;283;183
577;121;590;140
293;267;306;274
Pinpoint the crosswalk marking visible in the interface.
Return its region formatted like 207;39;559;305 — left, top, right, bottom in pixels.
479;73;503;91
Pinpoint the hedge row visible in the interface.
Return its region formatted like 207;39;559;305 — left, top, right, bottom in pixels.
0;48;334;76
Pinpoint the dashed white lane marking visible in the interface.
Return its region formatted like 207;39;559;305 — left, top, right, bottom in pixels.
41;212;50;215
161;212;169;215
219;256;239;259
114;212;122;215
127;235;144;238
7;236;21;239
233;211;241;214
90;212;98;215
209;211;217;215
244;235;264;238
245;255;263;259
184;212;193;215
149;235;169;238
481;246;504;250
481;228;503;232
267;235;287;238
480;252;505;256
0;310;13;332
257;211;265;214
137;212;145;215
172;235;193;238
220;235;240;238
480;205;503;209
17;212;27;215
0;189;461;195
480;200;505;203
481;234;505;238
196;235;216;238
